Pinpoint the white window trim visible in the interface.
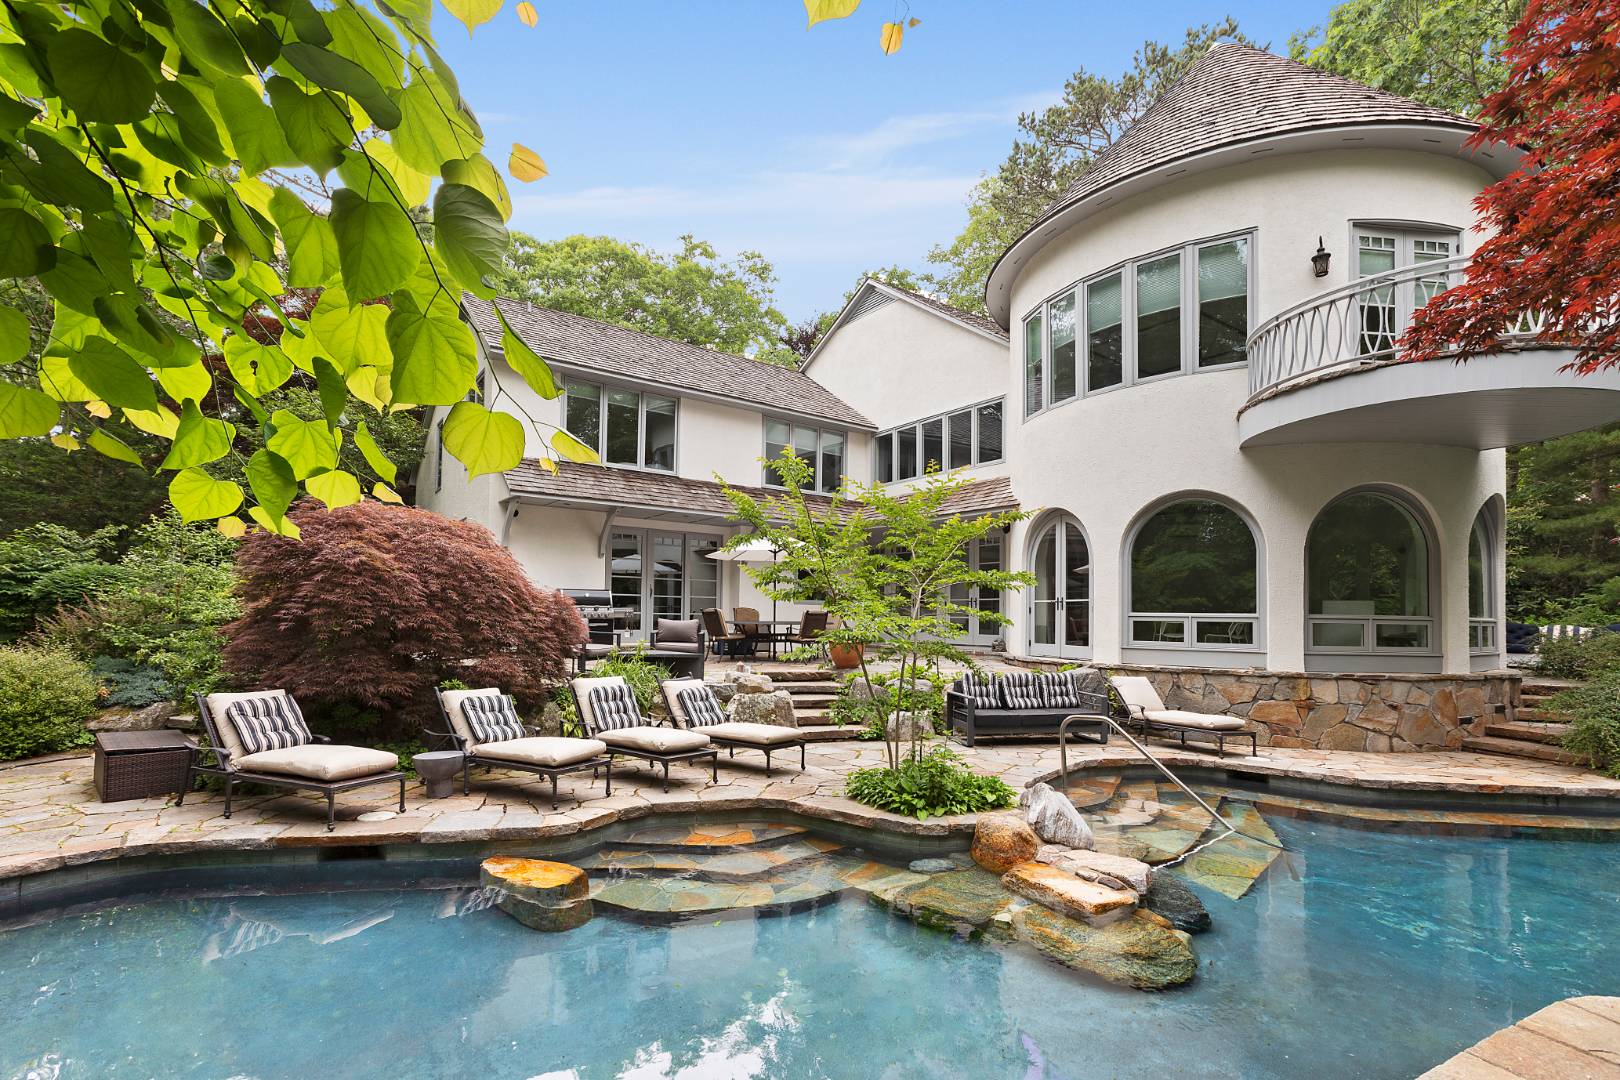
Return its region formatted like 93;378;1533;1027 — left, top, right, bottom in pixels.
762;417;846;493
1468;506;1498;655
1121;494;1266;655
1304;488;1442;658
563;376;681;474
875;396;1005;484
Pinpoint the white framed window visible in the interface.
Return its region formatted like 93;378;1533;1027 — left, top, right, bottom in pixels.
1022;231;1252;417
763;417;845;493
563;377;678;472
875;397;1005;483
1128;499;1259;650
1469;507;1497;653
1307;490;1436;654
1353;225;1461;356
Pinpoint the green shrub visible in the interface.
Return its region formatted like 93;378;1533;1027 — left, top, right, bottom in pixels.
1533;632;1620;680
0;647;98;761
843;748;1017;820
0;523;121;640
90;657;174;708
586;649;668;714
833;669;952;740
1553;673;1620;778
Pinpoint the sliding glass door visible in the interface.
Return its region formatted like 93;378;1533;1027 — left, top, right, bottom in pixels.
609;529;724;638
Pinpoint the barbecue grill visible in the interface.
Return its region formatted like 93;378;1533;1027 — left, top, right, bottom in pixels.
561;588;637;644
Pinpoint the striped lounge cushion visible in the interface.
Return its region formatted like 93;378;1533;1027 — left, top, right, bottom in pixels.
461;693;526;744
225;692;312;756
997;671;1044;710
1037;672;1082;708
677;686;728;728
588;684;643;733
956;671;1001;710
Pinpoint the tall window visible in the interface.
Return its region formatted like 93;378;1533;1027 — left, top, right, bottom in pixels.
764;418;844;493
876;431;894;484
1086;273;1123;392
1049;291;1077;402
1469;507;1496;652
876;398;1004;483
1023;312;1044;416
976;401;1002;463
1130;500;1258;648
1197;237;1249;366
1307;491;1432;652
563;378;678;472
1135;253;1181;379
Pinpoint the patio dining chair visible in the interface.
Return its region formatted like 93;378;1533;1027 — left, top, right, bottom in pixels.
702;607;750;656
569;675;719;791
429;687;613;809
659;678;807;777
786;610;830;660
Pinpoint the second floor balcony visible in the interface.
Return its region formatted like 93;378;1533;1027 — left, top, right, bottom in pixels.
1237;255;1620;449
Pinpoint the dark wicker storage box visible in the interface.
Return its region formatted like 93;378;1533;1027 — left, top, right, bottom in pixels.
94;730;194;802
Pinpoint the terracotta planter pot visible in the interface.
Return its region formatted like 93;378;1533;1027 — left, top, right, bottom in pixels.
828;642;863;670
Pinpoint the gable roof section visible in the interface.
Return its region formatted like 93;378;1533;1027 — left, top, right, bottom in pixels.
803;277;1008;373
464;296;873;430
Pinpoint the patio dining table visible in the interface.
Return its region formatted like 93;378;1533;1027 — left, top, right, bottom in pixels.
731;618;807;659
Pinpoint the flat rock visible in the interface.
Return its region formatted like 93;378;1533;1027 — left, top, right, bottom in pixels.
908;857;956;874
733;673;773;695
1002;861;1137;926
480;857;588;905
876;868;1012;932
1037;845;1153;894
1021;782;1094;849
731;690;795;727
971;811;1039;873
1144;872;1212;934
1011;906;1197;990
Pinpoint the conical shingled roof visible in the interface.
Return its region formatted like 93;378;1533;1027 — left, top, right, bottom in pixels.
1033;43;1477;230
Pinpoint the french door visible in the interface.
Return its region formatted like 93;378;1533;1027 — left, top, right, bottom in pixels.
1355;228;1460;356
609;530;721;638
947;536;1004;647
1028;516;1090;658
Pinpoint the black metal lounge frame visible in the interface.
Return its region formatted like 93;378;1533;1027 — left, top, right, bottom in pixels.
1104;685;1259;758
182;692;406;831
427;689;614;809
945;685;1112;747
569;682;720;793
657;681;807;778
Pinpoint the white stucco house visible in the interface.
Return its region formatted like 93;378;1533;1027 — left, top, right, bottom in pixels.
418;45;1620;747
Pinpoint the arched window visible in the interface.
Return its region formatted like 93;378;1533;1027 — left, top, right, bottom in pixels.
1028;515;1090;658
1307;492;1432;652
1129;500;1258;648
1469;507;1496;652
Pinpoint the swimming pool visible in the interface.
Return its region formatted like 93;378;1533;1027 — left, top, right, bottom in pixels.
3;805;1617;1078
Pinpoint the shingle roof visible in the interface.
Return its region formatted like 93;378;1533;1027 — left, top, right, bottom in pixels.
876;281;1008;341
464;296;874;430
1032;44;1476;231
504;462;1018;521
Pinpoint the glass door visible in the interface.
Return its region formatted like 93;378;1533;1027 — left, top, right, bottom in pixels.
1356;228;1459;357
610;530;723;638
647;533;685;632
946;537;1003;647
609;531;644;638
1028;517;1089;658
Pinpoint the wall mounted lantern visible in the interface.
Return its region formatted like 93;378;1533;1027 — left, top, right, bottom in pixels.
1311;237;1332;278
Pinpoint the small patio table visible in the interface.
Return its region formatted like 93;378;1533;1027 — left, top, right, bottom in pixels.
733;618;808;660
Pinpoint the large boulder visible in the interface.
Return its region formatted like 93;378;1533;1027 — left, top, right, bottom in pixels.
1020;782;1094;850
1002;862;1137;926
88;701;183;733
730;689;795;727
481;857;593;932
971;811;1039;873
872;868;1011;934
884;710;933;743
1012;906;1197;990
733;673;774;695
1143;872;1212;934
1037;845;1153;894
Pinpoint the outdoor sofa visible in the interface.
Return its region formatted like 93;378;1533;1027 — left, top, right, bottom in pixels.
429;687;613;808
570;675;719;791
659;677;808;777
184;690;405;831
1107;675;1258;757
945;670;1111;747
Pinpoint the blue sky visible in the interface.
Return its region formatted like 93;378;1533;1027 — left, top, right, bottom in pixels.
437;2;1336;323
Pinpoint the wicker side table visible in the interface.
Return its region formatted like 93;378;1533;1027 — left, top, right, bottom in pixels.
94;730;195;802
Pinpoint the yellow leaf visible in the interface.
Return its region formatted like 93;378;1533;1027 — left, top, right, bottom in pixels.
85;399;111;419
217;516;247;538
516;1;537;27
442;0;502;34
509;143;548;182
537;456;557;474
804;0;860;27
51;433;80;452
880;21;903;55
909;16;920;27
373;482;404;503
123;406;180;439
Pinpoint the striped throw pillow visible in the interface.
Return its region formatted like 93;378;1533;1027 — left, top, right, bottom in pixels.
957;672;1001;710
588;684;642;733
677;686;727;728
1038;672;1081;709
461;693;526;744
997;671;1044;710
225;693;312;756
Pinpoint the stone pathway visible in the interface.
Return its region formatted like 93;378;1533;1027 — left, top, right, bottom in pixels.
2;738;1618;885
1418;996;1620;1079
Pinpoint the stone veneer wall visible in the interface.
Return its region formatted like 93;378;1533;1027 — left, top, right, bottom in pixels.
1029;662;1519;752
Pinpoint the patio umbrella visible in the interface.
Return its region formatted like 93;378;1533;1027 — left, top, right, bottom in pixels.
707;539;786;625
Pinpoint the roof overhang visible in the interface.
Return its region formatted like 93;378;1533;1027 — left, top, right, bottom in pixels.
984;123;1520;329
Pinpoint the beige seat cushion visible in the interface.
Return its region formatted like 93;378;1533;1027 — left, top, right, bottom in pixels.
598;726;711;754
1144;709;1246;732
234;744;399;782
1109;676;1166;714
701;722;802;746
476;737;608;768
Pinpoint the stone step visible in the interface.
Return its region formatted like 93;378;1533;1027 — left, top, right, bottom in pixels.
578;836;843;881
778;681;843;695
796;724;864;742
1485;720;1570;745
794;708;832;724
1515;707;1566;723
747;666;839;682
1461;735;1585;766
610;820;811;852
1519;679;1581;697
785;692;839;707
587;853;889;917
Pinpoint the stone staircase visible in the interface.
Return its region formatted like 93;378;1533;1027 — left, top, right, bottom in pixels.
1461;678;1581;765
746;664;857;741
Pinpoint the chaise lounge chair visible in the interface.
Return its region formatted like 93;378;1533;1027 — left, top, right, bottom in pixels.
570;675;719;792
659;677;808;777
1107;675;1258;757
185;690;406;830
430;687;613;809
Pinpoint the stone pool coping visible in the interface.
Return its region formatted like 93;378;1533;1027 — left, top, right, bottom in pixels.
1418;996;1620;1078
3;740;1618;888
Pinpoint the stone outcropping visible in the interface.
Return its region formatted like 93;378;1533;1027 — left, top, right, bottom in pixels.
729;689;795;727
481;857;593;932
1002;862;1137;926
1142;873;1212;934
1106;663;1516;751
1037;845;1153;894
1012;905;1197;990
970;812;1039;874
1020;782;1094;850
88;702;191;733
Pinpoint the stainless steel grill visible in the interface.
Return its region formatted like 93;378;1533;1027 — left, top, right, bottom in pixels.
561;589;636;643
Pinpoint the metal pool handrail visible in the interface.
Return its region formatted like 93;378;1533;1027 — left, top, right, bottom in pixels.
1058;712;1235;845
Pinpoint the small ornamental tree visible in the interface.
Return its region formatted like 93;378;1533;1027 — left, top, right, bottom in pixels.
1401;0;1620;372
223;501;584;733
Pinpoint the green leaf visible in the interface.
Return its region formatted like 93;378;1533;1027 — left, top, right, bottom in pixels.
37;247;103;316
170;1;250;77
327;6;405;91
494;305;562;399
246;448;299;520
268;188;340;288
38;352;94;402
393;68;480;174
442;400;523;478
268;75;353;175
386;294;477;405
8;130;115;211
0;89;39;132
354;420;398;483
443;154;512;221
175;176;275;264
169;468;244;522
215;77;299;174
313;357;348;426
804;0;861;26
361;138;431;206
310;287;389;375
442;0;503;34
155;78;228;166
223;336;295;396
68;338;158;412
46;29;157;124
87;428;143;465
433;183;508;298
248;505;302;538
267;409;339;479
282;42;403;130
0;383;58;437
156;362;212;406
305;468;363;509
551;429;600;464
330;188;421;300
0;209;54;277
161;399;234;470
0;306;28;363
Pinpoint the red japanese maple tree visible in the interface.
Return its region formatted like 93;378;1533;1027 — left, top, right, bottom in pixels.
1402;0;1620;372
224;501;585;733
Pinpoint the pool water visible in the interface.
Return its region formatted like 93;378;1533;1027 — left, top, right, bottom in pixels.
3;814;1618;1079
